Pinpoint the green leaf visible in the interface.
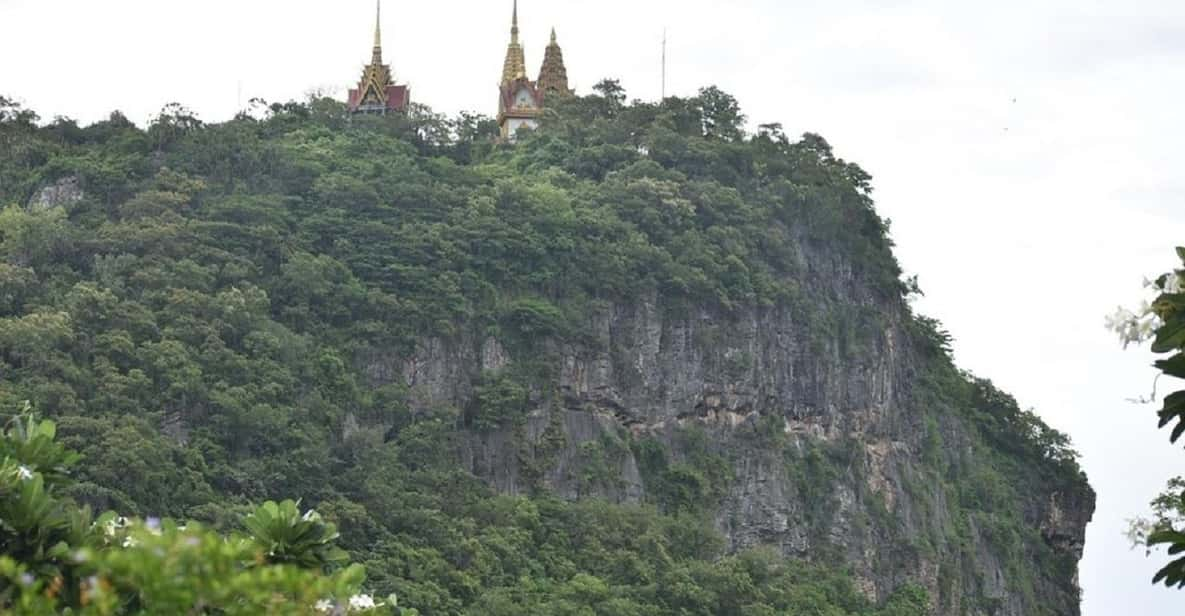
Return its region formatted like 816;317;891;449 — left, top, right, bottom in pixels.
1154;555;1185;588
1149;529;1185;546
1152;319;1185;354
36;420;54;440
1156;294;1185;315
1176;246;1185;263
1157;392;1185;444
1156;354;1185;380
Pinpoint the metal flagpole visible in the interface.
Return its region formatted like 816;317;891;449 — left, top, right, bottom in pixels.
661;29;667;100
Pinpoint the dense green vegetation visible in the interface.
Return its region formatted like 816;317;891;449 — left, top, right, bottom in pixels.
0;407;405;614
0;85;1083;614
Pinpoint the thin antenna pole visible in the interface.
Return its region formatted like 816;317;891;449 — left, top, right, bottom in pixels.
661;29;667;100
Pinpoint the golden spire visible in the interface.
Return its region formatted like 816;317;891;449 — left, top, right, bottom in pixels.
354;0;393;109
512;0;519;43
371;0;384;65
374;0;382;49
501;0;527;83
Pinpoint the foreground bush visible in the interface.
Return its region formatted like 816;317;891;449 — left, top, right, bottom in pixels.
0;406;408;614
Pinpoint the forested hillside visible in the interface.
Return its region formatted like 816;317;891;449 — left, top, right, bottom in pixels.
0;85;1091;615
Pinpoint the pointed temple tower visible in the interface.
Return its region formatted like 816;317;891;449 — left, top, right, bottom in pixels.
497;1;544;139
538;28;573;99
495;1;576;140
348;0;410;114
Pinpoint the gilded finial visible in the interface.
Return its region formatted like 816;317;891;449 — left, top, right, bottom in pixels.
374;0;382;49
511;0;520;43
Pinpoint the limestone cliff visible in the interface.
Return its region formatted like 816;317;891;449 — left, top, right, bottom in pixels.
358;238;1094;616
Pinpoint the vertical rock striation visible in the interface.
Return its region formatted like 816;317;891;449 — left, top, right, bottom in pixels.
360;241;1094;615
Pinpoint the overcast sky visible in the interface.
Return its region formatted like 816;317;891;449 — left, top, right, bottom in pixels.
3;0;1184;612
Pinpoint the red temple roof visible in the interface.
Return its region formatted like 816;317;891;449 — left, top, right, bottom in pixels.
347;84;410;113
498;78;544;115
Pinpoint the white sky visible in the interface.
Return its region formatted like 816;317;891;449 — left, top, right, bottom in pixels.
3;0;1184;612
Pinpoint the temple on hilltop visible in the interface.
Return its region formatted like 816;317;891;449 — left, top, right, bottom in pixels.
347;0;410;114
497;1;573;140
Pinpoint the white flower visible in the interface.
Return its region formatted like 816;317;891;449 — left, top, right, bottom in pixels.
122;536;139;548
314;599;334;613
1167;273;1183;295
1106;307;1140;344
1146;272;1183;295
15;466;33;481
1106;305;1161;348
348;594;378;611
101;516;130;538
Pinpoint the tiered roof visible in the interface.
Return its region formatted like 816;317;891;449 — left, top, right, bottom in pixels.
501;0;529;84
347;0;410;114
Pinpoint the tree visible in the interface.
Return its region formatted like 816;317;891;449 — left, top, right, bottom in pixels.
0;96;39;127
592;79;627;115
148;103;203;151
695;86;746;141
0;406;410;614
1111;248;1185;587
0;205;71;268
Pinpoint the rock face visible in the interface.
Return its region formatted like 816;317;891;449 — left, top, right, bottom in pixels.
360;243;1094;615
27;176;84;212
